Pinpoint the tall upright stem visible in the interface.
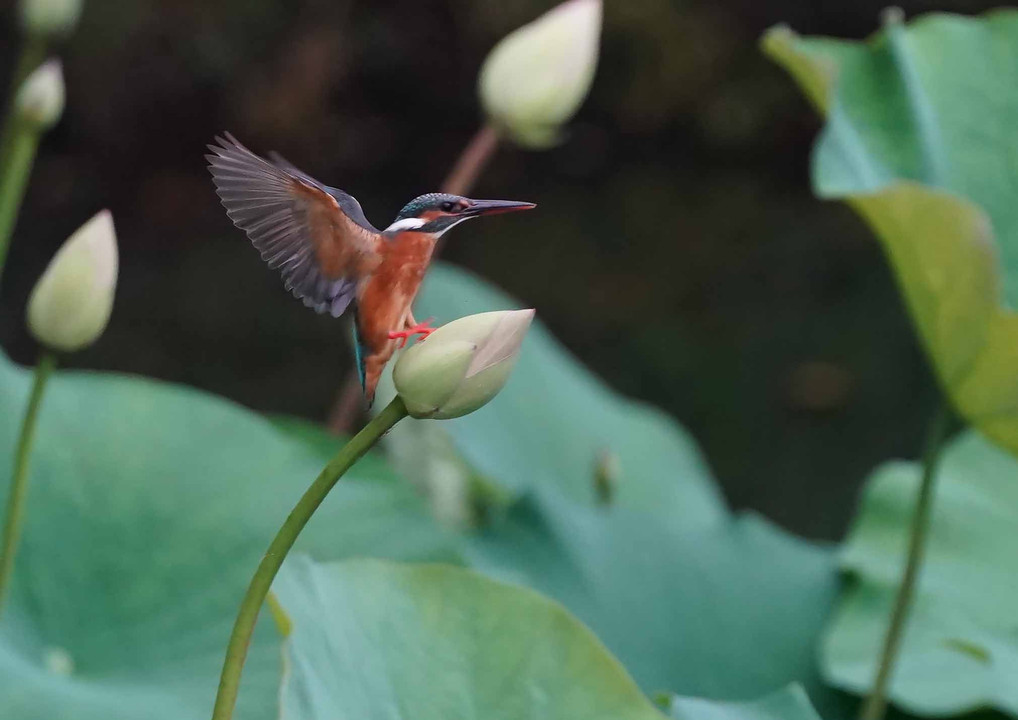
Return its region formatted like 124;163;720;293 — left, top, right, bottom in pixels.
4;34;47;101
0;33;48;276
0;351;56;615
859;404;951;720
0;122;41;274
211;396;409;720
326;123;501;434
441;124;500;196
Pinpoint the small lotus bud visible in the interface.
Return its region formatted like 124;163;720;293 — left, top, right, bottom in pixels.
19;0;83;38
393;309;535;419
593;449;620;506
479;0;602;148
15;59;65;130
27;210;118;352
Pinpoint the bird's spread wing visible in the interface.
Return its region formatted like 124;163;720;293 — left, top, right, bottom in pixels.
206;133;381;317
266;150;380;234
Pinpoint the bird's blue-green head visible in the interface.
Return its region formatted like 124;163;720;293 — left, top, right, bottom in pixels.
384;193;535;236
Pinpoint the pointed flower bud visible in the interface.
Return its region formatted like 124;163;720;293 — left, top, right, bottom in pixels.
593;448;620;506
19;0;83;38
393;309;535;419
479;0;602;148
15;59;65;130
27;210;118;352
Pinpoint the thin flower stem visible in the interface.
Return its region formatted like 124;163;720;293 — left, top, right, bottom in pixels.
326;123;501;434
211;396;409;720
0;33;46;161
0;351;56;616
440;123;500;197
0;122;41;275
433;123;500;259
6;34;47;100
0;33;48;276
859;403;952;720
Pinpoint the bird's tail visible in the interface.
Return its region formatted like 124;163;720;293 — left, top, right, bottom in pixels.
351;308;370;404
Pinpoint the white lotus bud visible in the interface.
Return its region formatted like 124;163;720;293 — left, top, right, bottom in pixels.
27;210;118;352
15;59;64;130
479;0;602;148
19;0;83;38
393;310;535;419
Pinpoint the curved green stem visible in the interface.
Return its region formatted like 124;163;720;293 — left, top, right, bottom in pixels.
6;34;47;100
0;351;56;616
211;396;409;720
0;33;48;276
859;404;951;720
0;121;41;275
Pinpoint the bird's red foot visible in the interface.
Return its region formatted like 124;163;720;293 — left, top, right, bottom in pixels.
388;318;436;349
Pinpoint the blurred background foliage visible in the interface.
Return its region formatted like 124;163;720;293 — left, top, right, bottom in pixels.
0;0;1001;538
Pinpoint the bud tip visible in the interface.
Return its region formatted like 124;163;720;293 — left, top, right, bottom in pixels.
27;210;119;353
15;58;65;130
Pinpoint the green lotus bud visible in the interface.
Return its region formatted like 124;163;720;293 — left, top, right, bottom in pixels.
27;210;118;352
14;59;64;130
393;309;535;419
593;448;620;506
479;0;602;148
19;0;83;38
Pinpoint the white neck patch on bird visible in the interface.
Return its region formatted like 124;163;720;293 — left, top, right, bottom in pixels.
383;217;427;233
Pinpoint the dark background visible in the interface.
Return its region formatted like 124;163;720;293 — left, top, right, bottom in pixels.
0;0;993;539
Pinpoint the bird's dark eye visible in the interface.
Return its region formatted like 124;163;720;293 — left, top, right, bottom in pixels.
439;201;456;212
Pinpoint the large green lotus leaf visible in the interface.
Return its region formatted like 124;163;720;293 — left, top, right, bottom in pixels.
459;489;850;718
763;12;1018;456
821;430;1018;716
378;262;726;526
0;353;453;720
272;556;826;720
667;685;822;720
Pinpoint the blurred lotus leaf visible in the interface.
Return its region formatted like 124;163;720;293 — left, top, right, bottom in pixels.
666;685;822;720
282;423;847;716
361;263;848;715
383;262;727;526
821;430;1018;716
461;490;848;717
764;11;1018;458
0;352;453;720
271;555;825;720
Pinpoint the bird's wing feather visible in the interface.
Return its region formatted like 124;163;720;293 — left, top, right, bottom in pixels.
206;133;381;317
266;150;308;179
267;150;378;235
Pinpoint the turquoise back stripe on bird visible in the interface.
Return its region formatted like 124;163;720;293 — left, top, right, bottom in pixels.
352;311;367;394
206;132;535;403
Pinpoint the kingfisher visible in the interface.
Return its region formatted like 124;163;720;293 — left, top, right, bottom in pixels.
206;133;534;403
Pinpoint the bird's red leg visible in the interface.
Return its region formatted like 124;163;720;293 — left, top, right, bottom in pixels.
388;317;436;348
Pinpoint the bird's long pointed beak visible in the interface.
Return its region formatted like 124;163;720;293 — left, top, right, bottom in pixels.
463;199;537;217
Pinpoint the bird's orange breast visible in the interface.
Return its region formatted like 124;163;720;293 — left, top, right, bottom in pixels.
357;231;435;351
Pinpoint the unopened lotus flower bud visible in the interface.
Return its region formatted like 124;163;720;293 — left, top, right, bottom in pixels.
15;59;64;130
19;0;83;38
27;210;118;352
393;309;535;419
479;0;602;148
593;449;620;506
